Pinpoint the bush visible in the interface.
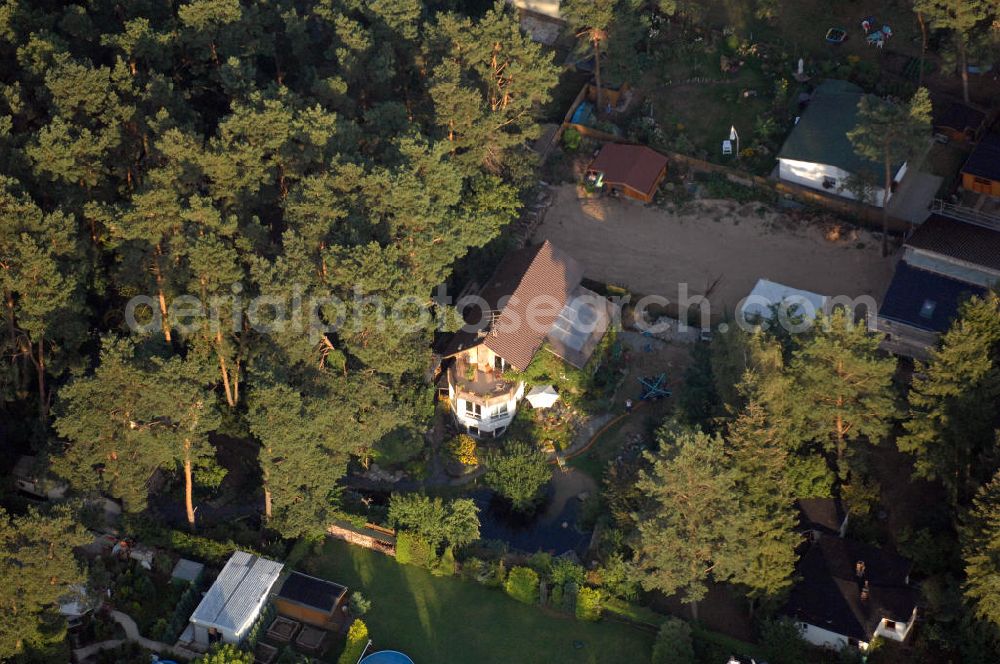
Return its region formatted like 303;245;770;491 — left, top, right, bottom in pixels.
759;618;810;664
504;566;540;605
550;557;585;586
446;435;478;466
652;618;695;664
562;127;581;151
338;619;370;664
349;592;372;617
485;441;551;512
575;586;602;622
431;545;457;577
196;643;253;663
395;531;435;568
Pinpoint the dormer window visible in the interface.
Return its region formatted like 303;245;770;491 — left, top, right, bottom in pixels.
919;300;936;319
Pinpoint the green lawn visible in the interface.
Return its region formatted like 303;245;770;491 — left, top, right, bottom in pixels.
307;539;654;664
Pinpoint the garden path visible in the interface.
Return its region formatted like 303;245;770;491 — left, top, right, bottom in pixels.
72;610;200;662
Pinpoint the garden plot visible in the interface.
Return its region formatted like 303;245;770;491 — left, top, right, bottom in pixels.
534;184;896;322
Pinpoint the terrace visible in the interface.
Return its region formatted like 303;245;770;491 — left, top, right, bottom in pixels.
447;358;517;405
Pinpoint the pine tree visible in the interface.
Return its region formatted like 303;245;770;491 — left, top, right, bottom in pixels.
636;424;737;619
0;177;87;425
722;402;800;605
786;308;897;479
0;505;89;659
913;0;997;102
898;293;1000;506
562;0;616;116
962;468;1000;628
847;88;932;255
53;338;220;527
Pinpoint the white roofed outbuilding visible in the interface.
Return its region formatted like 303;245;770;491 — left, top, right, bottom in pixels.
738;279;828;326
188;551;283;646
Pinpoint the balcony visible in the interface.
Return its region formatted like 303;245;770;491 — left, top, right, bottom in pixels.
448;360;517;404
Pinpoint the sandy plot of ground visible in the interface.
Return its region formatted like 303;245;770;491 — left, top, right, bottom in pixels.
535;184;898;321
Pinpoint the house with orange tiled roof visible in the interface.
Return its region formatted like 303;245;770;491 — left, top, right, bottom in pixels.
440;240;614;437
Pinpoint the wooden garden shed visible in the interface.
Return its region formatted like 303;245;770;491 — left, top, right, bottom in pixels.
961;133;1000;197
587;143;668;203
272;571;348;628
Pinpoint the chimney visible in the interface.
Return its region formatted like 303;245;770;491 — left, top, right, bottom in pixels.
855;560;866;578
860;580;870;603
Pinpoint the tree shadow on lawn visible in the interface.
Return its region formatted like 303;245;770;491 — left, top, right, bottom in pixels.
314;539;654;663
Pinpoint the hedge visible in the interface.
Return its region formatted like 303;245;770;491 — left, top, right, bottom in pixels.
395;532;434;568
575;586;602;622
504;566;539;605
338;619;369;664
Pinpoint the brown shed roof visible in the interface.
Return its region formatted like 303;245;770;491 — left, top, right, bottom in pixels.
442;240;584;370
906;213;1000;272
588;143;668;196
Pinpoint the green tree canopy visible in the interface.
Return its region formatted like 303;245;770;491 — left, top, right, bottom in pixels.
484;440;551;511
0;505;89;659
847;87;932;255
898;293;1000;506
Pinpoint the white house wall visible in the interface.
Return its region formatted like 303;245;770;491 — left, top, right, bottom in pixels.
778;158;905;207
798;622;868;651
452;382;524;436
873;609;917;642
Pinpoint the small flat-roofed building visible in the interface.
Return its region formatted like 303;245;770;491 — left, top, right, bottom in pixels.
171;558;205;585
187;551;284;647
273;571;348;628
961;133;1000;197
738;279;828;326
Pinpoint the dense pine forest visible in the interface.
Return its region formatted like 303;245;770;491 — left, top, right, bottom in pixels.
0;0;556;655
2;0;556;526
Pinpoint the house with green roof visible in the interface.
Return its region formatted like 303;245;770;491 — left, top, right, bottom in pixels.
778;80;908;207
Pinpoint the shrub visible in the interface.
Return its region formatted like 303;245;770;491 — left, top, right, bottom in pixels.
562;127;581;151
527;552;553;576
395;531;435;568
446;435;478;466
575;586;602;622
504;566;540;605
431;546;457;577
652;618;695;664
349;592;372;617
759;618;810;664
196;643;253;663
338;619;370;664
550;583;564;608
550;557;585;586
485;441;551;511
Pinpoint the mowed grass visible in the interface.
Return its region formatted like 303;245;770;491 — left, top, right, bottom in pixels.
309;539;654;664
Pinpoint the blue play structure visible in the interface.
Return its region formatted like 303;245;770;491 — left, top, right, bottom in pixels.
638;373;671;401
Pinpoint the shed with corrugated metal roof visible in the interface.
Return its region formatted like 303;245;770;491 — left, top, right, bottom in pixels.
188;551;284;646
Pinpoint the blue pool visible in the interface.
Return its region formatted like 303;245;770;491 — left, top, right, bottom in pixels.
360;651;415;664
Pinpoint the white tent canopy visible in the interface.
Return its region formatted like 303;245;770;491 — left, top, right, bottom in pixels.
738;278;828;324
525;384;560;409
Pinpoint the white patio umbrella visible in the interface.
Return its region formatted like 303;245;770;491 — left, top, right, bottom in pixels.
525;385;560;409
